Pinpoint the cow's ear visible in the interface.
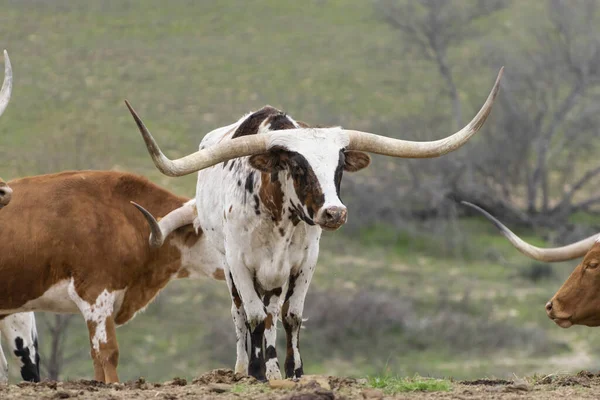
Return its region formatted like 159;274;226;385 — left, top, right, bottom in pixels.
249;151;285;173
344;151;371;172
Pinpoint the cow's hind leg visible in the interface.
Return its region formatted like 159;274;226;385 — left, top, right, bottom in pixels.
0;313;40;382
263;288;283;380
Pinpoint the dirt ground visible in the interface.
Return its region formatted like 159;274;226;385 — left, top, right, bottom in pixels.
3;369;600;400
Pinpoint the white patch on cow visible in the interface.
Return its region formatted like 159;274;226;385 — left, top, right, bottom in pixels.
595;235;600;243
255;348;261;358
0;312;38;374
172;225;226;280
67;280;123;351
6;280;79;314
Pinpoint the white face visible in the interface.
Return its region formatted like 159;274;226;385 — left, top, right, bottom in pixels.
268;128;350;230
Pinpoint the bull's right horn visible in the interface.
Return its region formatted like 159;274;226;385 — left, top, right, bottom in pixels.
0;50;13;118
461;201;597;262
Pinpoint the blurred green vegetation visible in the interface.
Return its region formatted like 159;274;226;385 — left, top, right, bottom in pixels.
0;0;599;384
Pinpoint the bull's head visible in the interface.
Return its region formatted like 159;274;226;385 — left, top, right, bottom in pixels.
0;50;13;209
125;68;502;232
462;201;600;328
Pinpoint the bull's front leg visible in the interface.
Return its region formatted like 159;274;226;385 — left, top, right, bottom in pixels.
281;262;315;379
228;258;267;382
263;287;283;380
224;270;249;375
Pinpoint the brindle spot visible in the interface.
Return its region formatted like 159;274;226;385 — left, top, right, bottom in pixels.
14;337;39;382
279;228;285;237
245;172;255;194
265;313;274;330
265;345;277;360
232;106;282;139
237;180;242;187
212;269;225;281
259;173;284;223
229;205;233;213
177;269;190;279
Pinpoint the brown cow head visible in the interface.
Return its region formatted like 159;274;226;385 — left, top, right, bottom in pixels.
545;243;600;328
461;201;600;329
0;179;12;208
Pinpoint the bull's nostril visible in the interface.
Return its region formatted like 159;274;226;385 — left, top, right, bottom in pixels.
0;189;5;196
545;301;553;312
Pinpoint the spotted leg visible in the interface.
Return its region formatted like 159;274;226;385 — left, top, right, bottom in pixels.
0;313;40;382
225;271;249;375
227;256;267;381
68;284;120;383
282;262;316;379
263;288;283;380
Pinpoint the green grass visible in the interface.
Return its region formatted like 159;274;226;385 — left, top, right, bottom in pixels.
368;375;452;393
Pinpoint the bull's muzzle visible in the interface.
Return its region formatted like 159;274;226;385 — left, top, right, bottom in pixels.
317;206;348;231
545;299;573;328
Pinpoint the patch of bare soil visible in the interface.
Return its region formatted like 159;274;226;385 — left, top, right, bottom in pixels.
3;369;600;399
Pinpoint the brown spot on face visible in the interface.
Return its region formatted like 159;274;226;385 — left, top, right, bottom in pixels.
259;173;284;223
212;269;225;281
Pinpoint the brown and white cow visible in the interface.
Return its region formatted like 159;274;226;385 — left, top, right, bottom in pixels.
462;201;600;328
126;68;503;381
0;170;226;383
0;50;40;384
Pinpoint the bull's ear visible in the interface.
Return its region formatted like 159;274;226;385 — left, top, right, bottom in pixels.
344;151;371;172
249;152;284;172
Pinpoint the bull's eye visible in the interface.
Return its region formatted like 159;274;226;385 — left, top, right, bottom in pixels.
586;261;599;270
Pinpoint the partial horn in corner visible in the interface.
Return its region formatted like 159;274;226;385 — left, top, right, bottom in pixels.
131;201;197;248
461;201;596;262
345;68;504;158
0;50;13;118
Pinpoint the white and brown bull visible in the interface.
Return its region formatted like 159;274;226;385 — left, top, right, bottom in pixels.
462;201;600;328
126;67;503;381
0;170;227;383
0;50;40;384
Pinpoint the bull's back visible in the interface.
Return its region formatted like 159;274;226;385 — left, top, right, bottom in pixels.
0;171;189;310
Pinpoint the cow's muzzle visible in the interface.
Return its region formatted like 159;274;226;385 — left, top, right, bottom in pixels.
316;206;347;231
545;300;573;328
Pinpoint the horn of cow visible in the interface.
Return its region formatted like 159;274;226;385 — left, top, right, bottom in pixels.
0;50;13;118
125;68;503;177
131;201;196;248
461;201;596;262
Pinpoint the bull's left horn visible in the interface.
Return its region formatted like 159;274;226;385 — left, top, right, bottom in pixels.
0;50;13;118
462;201;596;262
344;68;503;157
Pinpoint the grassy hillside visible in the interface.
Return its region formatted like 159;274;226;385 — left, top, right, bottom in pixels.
1;0;598;383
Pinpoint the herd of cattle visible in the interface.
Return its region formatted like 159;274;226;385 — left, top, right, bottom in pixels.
0;49;597;385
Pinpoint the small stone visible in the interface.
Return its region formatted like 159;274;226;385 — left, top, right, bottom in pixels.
299;375;331;390
53;391;71;399
208;383;232;393
503;379;531;392
269;379;298;390
361;388;384;399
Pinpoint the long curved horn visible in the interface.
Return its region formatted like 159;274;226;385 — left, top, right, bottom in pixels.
125;101;270;177
345;68;503;157
131;201;196;248
0;50;13;118
462;201;596;262
126;68;502;177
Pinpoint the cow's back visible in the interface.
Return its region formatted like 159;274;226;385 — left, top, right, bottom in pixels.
0;171;189;310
